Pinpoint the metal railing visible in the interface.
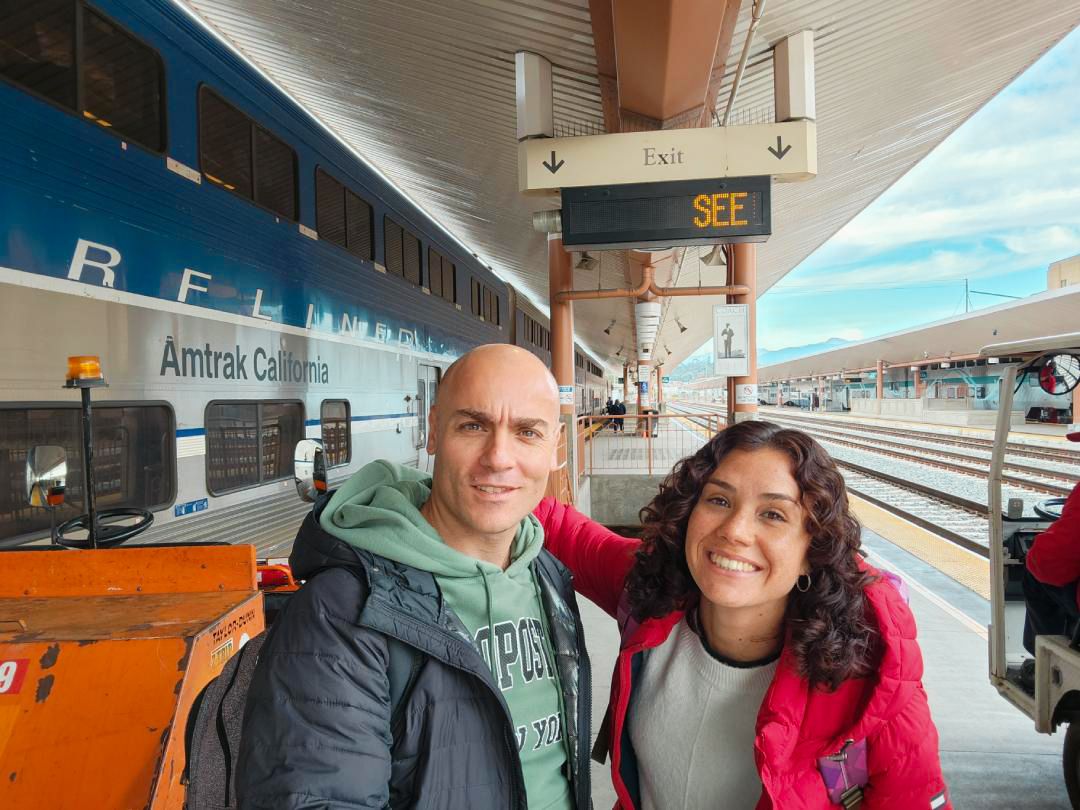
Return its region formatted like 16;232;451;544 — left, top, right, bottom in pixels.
578;412;725;476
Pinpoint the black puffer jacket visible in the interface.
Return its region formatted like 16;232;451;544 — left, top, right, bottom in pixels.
236;496;592;809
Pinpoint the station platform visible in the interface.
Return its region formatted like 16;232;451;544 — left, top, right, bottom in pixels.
757;404;1074;444
578;519;1070;808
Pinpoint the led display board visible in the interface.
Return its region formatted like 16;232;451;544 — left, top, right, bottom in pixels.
561;177;771;251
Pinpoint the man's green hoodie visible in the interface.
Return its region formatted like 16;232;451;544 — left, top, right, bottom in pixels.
319;460;573;810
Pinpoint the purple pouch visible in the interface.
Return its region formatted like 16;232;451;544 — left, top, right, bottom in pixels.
817;738;868;805
880;569;910;604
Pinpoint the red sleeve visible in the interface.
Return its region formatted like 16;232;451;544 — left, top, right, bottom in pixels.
533;497;639;617
1027;482;1080;587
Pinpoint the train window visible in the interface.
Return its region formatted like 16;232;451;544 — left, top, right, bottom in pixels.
200;87;297;220
205;400;304;495
345;189;373;261
316;169;347;248
428;247;443;297
0;403;175;543
0;0;76;109
200;87;253;199
471;278;482;317
427;248;457;304
254;126;296;220
82;6;164;152
482;286;500;325
403;230;422;286
321;400;350;468
443;261;457;304
316;169;374;261
384;217;404;276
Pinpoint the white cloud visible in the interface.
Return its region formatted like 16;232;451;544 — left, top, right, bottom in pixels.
999;225;1080;258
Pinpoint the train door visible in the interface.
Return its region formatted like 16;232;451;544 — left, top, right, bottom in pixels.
415;365;440;473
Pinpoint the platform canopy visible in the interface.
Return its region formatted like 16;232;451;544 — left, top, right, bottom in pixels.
758;285;1080;381
177;0;1079;372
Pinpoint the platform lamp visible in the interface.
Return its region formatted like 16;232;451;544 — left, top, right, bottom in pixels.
65;355;107;549
676;318;688;334
603;319;616;335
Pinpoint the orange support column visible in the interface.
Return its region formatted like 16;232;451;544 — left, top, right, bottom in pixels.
913;365;923;399
1072;385;1079;426
731;243;758;423
623;363;630;402
549;235;574;416
876;360;884;400
548;235;576;502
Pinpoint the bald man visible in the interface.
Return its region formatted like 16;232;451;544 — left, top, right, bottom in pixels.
238;345;592;810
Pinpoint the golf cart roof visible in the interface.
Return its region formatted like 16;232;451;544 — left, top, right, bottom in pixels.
979;332;1080;358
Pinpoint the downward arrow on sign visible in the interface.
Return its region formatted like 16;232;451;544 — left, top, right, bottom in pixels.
542;150;565;174
768;136;791;160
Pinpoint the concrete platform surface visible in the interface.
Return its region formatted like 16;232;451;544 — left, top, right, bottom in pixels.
578;526;1070;808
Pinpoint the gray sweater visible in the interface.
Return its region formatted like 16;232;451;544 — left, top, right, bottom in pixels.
628;618;778;810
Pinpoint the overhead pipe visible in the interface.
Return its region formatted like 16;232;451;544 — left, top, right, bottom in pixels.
721;0;766;127
555;264;749;302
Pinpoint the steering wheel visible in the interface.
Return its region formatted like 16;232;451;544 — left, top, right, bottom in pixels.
1033;498;1066;522
55;507;155;549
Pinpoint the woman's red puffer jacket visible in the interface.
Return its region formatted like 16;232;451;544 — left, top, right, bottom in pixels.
535;497;950;810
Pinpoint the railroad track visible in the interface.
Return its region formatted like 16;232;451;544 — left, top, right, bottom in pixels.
759;407;1079;466
670;402;1075;497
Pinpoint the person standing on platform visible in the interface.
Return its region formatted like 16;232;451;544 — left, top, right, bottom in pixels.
1023;424;1080;656
236;345;592;810
536;420;950;809
612;397;626;432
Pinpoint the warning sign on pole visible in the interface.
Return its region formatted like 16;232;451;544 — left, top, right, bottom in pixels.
735;384;759;406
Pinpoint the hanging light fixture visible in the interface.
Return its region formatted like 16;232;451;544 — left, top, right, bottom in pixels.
575;251;600;271
603;319;616;335
675;318;688;334
700;244;727;267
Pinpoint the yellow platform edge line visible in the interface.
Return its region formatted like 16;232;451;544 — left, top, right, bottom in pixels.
849;494;990;601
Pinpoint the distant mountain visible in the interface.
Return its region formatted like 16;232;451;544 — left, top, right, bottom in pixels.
759;337;853;367
669;337;853;381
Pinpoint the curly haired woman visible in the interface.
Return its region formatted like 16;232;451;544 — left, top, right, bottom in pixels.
535;420;949;809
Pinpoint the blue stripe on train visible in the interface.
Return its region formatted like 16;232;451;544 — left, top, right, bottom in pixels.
176;412;412;438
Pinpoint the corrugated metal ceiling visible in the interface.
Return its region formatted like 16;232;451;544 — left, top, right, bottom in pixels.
177;0;1080;371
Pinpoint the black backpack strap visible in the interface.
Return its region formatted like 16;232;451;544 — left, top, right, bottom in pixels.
183;630;267;809
183;562;423;809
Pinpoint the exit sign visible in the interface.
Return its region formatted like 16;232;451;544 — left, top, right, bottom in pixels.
561;177;771;250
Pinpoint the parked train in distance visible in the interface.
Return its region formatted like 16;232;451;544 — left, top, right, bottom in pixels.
0;0;607;550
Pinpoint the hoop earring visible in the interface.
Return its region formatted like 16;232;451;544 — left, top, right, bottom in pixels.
795;573;812;593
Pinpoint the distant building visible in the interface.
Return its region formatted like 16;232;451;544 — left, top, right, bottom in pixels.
1048;254;1080;290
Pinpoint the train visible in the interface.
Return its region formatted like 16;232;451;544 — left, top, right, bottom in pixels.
0;0;607;549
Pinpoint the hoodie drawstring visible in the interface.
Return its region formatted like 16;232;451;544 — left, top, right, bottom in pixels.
480;565;496;677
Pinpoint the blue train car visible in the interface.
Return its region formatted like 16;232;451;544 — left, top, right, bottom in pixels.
0;0;606;549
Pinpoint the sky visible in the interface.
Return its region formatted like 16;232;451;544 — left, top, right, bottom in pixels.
692;24;1080;358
